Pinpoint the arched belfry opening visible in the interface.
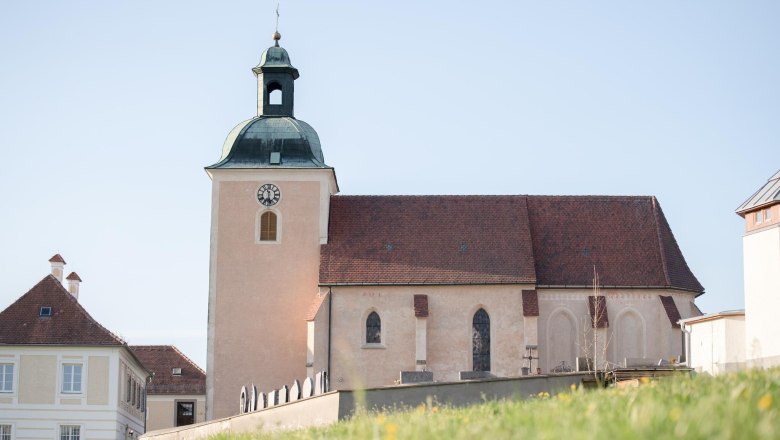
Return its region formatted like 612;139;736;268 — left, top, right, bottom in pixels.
252;33;299;117
268;82;283;105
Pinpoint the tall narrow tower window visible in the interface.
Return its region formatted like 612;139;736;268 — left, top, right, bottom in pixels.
472;308;490;371
260;211;278;241
366;312;381;344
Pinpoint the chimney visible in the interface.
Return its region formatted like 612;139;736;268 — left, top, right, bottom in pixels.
49;254;66;283
66;272;82;300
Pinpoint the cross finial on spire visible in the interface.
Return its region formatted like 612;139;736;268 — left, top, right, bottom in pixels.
273;2;281;47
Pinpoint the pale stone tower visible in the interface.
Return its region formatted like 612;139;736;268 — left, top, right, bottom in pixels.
205;34;338;419
736;170;780;368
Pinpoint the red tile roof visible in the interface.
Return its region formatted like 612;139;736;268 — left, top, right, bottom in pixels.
320;196;536;285
66;272;82;281
522;290;539;317
320;195;703;293
413;294;429;317
659;296;682;329
0;275;124;346
48;254;66;264
304;292;328;322
129;345;205;395
588;296;609;328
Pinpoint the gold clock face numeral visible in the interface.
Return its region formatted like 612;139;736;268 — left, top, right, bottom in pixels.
257;184;281;206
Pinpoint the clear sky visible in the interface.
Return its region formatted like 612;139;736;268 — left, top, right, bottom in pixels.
0;1;777;370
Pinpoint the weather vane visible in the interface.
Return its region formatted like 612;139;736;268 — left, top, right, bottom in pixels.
273;2;281;46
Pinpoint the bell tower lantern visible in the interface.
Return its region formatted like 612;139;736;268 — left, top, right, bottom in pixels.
253;32;299;117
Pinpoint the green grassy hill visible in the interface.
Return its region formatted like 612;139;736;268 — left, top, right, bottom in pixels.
217;368;780;440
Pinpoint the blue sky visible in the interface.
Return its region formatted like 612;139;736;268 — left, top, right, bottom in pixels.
0;1;777;369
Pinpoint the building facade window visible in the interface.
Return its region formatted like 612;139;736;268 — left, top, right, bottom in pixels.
756;211;762;223
176;401;196;426
60;425;80;440
472;308;491;371
766;209;773;221
62;364;82;393
0;364;13;392
260;211;278;241
366;312;381;344
0;424;11;440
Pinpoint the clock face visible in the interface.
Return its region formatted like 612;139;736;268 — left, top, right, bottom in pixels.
257;184;281;206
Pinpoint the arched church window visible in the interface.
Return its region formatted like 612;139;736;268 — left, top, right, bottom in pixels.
260;211;277;241
366;311;381;344
268;82;283;105
472;308;490;371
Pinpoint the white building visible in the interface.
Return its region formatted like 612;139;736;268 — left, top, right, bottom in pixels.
679;310;745;375
736;169;780;368
0;256;150;440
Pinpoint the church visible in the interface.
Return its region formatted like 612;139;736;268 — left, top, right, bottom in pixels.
204;34;704;420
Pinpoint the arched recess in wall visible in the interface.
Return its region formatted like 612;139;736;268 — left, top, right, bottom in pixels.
255;209;282;243
613;308;646;363
546;308;577;372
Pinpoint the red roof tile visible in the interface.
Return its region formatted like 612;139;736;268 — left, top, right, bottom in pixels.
0;275;124;346
66;272;82;282
522;290;539;317
321;195;703;293
320;196;537;285
527;196;703;291
588;296;609;328
129;345;205;395
48;254;66;264
659;296;682;328
413;294;429;317
304;292;328;322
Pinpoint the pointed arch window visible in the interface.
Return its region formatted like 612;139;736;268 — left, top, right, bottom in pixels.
366;312;381;344
260;211;278;241
472;308;490;371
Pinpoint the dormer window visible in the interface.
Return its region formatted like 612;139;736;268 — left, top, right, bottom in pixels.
39;307;52;317
766;209;772;222
172;368;182;376
756;211;762;224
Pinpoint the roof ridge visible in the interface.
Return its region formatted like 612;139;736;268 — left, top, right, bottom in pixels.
170;345;206;375
651;197;671;287
331;194;655;199
0;274;126;346
62;283;127;346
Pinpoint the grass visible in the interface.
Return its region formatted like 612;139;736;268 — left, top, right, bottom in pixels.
214;368;780;440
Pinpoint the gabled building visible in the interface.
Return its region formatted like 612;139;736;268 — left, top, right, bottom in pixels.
129;346;206;431
205;35;705;419
0;256;150;440
736;169;780;368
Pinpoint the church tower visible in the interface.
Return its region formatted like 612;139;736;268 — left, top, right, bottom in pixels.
205;33;338;420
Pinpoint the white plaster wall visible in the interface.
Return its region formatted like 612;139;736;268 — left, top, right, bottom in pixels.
538;289;697;371
319;285;698;387
0;346;145;440
743;225;780;367
325;285;531;388
686;316;745;375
